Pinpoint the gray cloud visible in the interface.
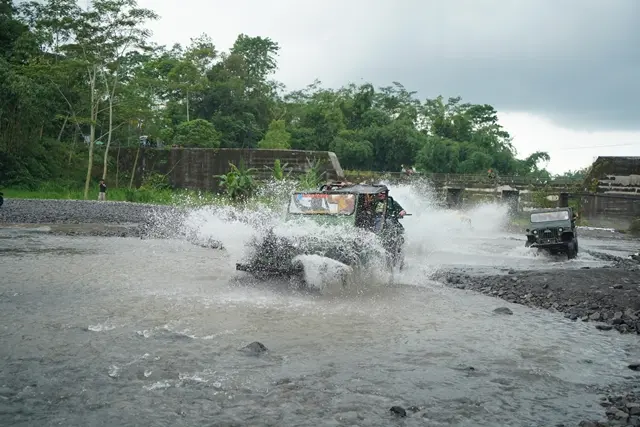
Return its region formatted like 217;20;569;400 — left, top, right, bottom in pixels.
24;0;636;132
343;0;640;131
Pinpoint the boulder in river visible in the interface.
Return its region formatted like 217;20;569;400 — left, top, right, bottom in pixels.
493;307;513;315
240;341;268;355
389;406;407;417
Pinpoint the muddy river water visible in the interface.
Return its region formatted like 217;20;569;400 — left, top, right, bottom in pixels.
1;193;639;426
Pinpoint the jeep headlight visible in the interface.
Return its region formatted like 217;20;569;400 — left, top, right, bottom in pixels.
533;230;538;234
558;228;563;233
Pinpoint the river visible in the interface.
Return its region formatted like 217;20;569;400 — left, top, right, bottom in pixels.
1;190;638;426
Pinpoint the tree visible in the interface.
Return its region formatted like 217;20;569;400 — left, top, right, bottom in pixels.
257;119;290;149
172;119;220;148
2;0;559;192
70;0;158;195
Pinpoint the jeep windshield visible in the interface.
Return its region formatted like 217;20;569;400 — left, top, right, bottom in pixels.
530;210;570;223
288;193;356;215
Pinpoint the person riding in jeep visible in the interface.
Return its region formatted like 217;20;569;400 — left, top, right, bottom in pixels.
387;195;406;219
371;192;406;231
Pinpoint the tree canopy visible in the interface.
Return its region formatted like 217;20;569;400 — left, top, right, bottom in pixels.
0;0;555;190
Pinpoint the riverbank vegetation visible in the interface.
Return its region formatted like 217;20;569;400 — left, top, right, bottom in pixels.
2;158;326;208
1;0;566;198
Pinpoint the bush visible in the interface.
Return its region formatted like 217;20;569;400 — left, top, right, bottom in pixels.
217;160;258;201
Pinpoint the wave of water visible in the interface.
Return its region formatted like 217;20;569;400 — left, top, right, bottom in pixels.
146;178;520;290
146;178;613;291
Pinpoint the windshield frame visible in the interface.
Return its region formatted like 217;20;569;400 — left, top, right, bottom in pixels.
530;210;570;223
287;192;357;216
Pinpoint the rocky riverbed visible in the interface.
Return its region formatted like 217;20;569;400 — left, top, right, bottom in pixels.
0;198;175;235
436;266;640;335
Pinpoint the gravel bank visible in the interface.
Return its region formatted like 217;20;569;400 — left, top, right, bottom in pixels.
435;264;640;426
0;198;229;248
0;198;183;237
0;198;173;225
436;266;640;335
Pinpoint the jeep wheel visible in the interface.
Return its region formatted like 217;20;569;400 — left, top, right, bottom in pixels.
566;240;577;260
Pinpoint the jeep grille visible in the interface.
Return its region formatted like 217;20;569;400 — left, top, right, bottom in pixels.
542;229;555;240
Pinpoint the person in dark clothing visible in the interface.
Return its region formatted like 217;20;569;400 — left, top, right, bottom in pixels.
372;193;407;231
386;196;406;218
98;180;107;201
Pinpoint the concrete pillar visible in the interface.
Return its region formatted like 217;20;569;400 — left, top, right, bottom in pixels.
501;190;520;214
446;188;464;208
558;192;569;208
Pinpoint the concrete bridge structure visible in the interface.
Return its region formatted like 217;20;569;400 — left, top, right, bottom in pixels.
343;170;583;212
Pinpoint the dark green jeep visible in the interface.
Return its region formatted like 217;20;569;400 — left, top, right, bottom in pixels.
235;181;410;281
525;207;579;259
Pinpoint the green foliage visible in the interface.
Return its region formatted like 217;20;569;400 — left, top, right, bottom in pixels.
530;190;556;209
172;119;221;147
296;158;325;190
257;119;291;149
217;160;258;201
139;172;171;190
268;159;291;181
555;167;590;181
2;0;567;192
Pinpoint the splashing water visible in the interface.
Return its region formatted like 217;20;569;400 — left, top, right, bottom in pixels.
375;179;512;278
145;178;537;291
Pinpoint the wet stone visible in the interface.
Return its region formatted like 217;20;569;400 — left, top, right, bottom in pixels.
390;406;407;417
493;307;513;315
240;341;268;355
627;403;640;416
606;406;629;420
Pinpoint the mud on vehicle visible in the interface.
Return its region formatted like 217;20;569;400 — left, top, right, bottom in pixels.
235;181;410;282
525;207;579;259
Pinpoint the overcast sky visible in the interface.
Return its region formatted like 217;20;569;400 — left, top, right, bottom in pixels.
137;0;640;174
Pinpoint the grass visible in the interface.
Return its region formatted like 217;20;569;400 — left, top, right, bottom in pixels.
2;182;289;210
4;185;195;205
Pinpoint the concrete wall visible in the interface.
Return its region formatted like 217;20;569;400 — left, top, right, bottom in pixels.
578;193;640;229
114;147;344;192
586;156;640;195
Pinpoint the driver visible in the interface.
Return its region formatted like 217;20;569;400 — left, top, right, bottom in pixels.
385;194;406;219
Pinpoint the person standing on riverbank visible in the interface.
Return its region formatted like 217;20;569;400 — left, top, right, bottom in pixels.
98;180;107;201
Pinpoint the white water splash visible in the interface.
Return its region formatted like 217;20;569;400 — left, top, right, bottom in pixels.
87;322;118;332
145;178;560;290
